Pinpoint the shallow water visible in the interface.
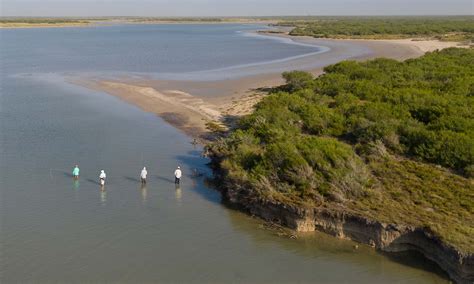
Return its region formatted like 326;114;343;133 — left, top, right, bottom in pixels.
1;24;322;76
0;24;449;283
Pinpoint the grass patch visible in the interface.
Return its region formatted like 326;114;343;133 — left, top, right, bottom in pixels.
353;155;474;252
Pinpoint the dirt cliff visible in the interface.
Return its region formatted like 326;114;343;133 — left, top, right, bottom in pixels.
219;178;473;283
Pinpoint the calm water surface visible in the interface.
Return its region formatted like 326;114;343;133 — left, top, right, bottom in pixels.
1;24;448;283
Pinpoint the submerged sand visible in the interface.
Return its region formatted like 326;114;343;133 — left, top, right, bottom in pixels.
73;34;464;140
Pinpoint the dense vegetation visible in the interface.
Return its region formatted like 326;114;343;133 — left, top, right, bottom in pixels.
208;48;474;252
278;17;474;42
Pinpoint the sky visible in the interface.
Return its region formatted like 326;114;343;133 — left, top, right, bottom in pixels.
1;0;473;17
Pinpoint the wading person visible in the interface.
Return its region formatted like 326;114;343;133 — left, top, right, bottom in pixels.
72;165;80;180
140;167;147;185
99;170;107;187
174;166;182;185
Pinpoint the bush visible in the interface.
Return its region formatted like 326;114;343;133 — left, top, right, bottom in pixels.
282;71;314;92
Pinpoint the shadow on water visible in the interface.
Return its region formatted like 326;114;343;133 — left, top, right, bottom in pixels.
156;173;221;205
185;149;203;157
155;164;221;204
156;175;175;183
86;178;100;185
175;153;208;169
124;176;140;183
381;250;450;281
188;175;222;205
62;172;73;178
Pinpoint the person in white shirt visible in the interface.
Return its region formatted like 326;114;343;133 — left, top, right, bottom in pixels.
140;167;148;184
174;166;182;184
99;170;107;187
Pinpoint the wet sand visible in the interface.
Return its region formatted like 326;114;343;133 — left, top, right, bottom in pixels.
74;34;463;139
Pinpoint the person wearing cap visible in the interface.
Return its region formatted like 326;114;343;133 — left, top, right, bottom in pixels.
140;167;148;184
174;166;182;184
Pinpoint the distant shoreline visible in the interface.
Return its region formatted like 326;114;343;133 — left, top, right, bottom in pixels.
0;19;277;29
0;22;92;29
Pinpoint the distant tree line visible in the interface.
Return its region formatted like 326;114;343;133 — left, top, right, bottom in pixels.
278;17;474;42
0;18;92;24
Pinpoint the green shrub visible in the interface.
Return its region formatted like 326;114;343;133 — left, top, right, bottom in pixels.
282;71;314;92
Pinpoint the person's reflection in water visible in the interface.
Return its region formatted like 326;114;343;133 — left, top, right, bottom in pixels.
73;179;80;201
73;179;80;190
175;183;182;203
100;189;107;205
141;184;147;203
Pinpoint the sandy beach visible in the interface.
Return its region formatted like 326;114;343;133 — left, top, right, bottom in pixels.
74;33;464;140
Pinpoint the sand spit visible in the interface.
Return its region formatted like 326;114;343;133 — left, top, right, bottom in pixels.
75;79;223;138
74;33;467;140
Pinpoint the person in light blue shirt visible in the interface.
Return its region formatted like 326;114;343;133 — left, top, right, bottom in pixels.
72;165;80;180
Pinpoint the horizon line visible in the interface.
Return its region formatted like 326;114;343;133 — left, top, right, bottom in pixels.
1;14;472;18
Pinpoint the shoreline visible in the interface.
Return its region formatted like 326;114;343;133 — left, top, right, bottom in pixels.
72;33;462;140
